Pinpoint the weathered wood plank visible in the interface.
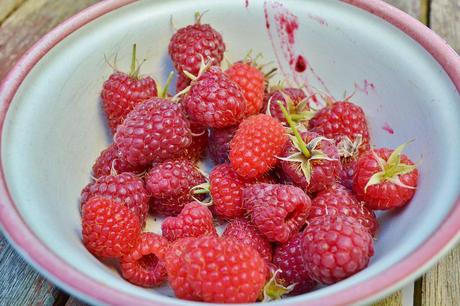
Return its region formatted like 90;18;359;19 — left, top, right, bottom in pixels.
0;0;99;81
65;296;88;306
431;0;460;53
0;0;26;23
384;0;421;19
372;290;403;306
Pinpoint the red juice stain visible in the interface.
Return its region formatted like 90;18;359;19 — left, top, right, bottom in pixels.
354;80;376;95
382;122;395;135
295;55;307;72
308;13;328;26
245;0;249;8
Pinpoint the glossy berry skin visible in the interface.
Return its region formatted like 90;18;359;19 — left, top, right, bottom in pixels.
179;122;208;162
114;98;192;167
164;236;266;303
268;88;307;124
208;125;238;164
91;144;146;179
176;73;191;93
340;159;357;190
226;62;265;116
309;184;378;236
243;184;311;243
162;202;217;241
273;232;316;295
230;114;287;179
101;72;157;133
145;159;206;216
120;233;169;287
82;197;141;258
81;172;149;225
183;66;246;128
309;101;370;153
223;218;273;263
302;215;374;285
168;23;225;77
353;148;418;210
281;131;341;194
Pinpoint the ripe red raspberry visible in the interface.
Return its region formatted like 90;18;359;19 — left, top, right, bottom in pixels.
353;145;418;210
146;159;206;216
243;184;311;243
82;197;141;258
169;17;225;77
226;62;265;116
223;218;273;263
309;101;370;154
101;46;157;133
91;144;146;179
230;114;287;179
302;215;374;285
208;125;238;164
183;66;246;128
309;184;378;236
114;98;192;167
340;159;357;190
162;202;217;241
120;232;169;287
267;88;308;124
280;131;341;194
272;232;316;295
81;172;149;225
164;236;266;303
176;73;191;93
179;122;208;162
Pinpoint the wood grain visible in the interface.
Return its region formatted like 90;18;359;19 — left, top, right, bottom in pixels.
0;0;26;23
65;296;88;306
431;0;460;53
372;290;403;306
384;0;421;19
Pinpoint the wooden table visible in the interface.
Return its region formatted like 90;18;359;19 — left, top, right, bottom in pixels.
0;0;458;305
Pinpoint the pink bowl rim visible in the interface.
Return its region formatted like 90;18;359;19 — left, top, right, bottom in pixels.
0;0;459;305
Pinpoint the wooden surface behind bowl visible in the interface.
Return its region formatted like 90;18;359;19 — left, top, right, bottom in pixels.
0;0;458;305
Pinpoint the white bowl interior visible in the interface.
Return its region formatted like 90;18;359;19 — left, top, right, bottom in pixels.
3;0;460;304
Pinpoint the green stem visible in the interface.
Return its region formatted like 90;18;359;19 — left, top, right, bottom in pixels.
130;44;138;79
290;114;305;121
278;102;311;159
159;71;174;98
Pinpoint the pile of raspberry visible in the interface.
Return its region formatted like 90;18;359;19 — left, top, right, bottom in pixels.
80;14;419;303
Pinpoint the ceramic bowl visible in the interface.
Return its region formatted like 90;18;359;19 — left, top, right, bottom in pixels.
1;0;460;305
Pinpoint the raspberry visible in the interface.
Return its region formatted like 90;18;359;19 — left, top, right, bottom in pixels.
208;125;238;164
243;184;311;243
81;172;149;225
91;144;146;179
176;73;191;93
280;131;341;194
230;114;287;179
340;159;357;190
81;197;141;258
272;232;316;295
162;202;217;241
169;17;225;77
302;215;374;285
226;62;265;116
120;233;169;287
267;88;307;124
164;236;266;303
223;218;273;263
114;98;192;167
309;184;378;236
146;159;206;216
309;101;370;154
353;145;418;210
183;66;246;128
179;122;208;162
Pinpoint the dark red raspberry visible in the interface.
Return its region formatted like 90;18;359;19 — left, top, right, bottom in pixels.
82;197;141;258
340;159;357;190
302;215;374;285
208;125;238;164
223;218;273;263
353;146;418;210
91;144;146;179
183;66;246;128
179;122;208;162
114;98;192;167
120;233;169;287
164;236;266;303
230;114;287;179
81;172;149;225
280;131;341;194
169;17;225;77
309;101;370;154
309;184;378;236
243;184;311;243
146;159;206;216
226;62;265;116
176;73;191;93
272;232;316;295
267;88;307;124
162;202;217;241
